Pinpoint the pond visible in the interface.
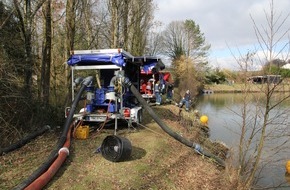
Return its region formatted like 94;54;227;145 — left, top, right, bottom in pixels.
195;92;290;189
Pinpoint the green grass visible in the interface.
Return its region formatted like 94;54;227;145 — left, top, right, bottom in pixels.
205;82;290;93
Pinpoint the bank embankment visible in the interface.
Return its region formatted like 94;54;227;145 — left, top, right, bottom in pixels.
204;83;290;93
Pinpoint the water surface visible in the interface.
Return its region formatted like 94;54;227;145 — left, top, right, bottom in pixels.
196;93;290;189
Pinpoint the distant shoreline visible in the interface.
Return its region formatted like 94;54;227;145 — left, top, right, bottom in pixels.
203;83;290;93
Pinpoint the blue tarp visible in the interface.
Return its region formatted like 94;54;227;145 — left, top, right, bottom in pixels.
67;52;162;73
67;53;126;67
141;62;156;74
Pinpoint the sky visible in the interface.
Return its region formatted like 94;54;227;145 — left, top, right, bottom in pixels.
153;0;290;70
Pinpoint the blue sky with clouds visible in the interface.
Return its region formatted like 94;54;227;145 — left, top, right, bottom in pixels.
153;0;290;70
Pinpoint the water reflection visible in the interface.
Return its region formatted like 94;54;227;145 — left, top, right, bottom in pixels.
198;92;290;108
196;93;290;189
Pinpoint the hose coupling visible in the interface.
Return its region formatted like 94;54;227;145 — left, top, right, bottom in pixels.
82;76;94;87
58;147;70;156
123;77;132;88
194;144;203;154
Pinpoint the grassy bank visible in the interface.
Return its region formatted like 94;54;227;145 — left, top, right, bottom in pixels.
0;104;235;190
204;82;290;93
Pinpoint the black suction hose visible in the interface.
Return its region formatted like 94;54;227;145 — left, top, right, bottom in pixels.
13;76;93;190
123;78;225;167
0;125;50;156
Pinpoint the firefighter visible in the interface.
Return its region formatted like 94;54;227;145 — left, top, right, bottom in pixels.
166;82;174;103
179;90;191;111
154;81;162;105
140;79;146;94
146;81;152;94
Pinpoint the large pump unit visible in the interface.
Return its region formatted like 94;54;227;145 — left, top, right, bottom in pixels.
65;49;165;131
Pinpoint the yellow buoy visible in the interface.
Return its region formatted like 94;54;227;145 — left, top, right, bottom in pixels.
200;115;209;125
286;160;290;174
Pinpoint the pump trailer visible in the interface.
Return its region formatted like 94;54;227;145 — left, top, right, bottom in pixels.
65;49;165;130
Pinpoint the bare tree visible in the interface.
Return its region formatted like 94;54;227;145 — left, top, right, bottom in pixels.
163;21;185;60
128;0;154;55
65;0;78;105
40;0;52;105
230;1;290;189
144;21;164;56
104;0;154;54
13;0;46;97
162;20;210;61
107;0;121;48
120;0;130;50
162;20;210;94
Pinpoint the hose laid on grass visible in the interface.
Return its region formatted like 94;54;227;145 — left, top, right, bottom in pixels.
24;125;72;190
123;78;225;167
0;125;51;156
13;76;93;190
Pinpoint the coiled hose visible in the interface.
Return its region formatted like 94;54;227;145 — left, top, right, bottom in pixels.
123;78;225;167
13;76;94;190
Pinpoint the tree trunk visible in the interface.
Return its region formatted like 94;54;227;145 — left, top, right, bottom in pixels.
121;0;130;49
109;0;119;48
40;0;52;105
65;0;77;105
13;0;46;98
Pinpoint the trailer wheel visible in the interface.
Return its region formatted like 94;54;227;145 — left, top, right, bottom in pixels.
101;135;132;162
137;110;143;124
132;110;142;128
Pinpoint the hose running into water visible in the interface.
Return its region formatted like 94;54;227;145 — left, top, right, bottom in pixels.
123;78;225;167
